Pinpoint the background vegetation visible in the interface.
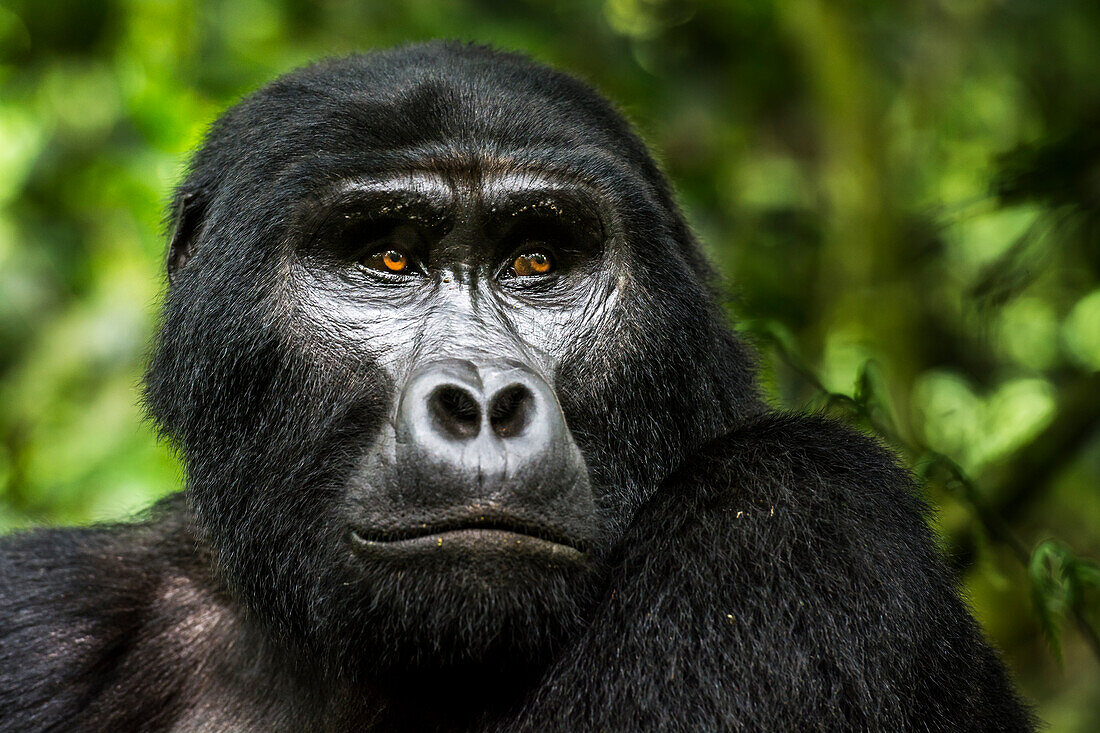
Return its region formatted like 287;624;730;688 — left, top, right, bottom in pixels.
1;0;1098;727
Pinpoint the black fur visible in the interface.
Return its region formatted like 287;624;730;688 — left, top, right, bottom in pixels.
0;42;1033;731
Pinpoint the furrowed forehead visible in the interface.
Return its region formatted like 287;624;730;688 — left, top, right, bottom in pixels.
297;167;609;236
280;143;656;205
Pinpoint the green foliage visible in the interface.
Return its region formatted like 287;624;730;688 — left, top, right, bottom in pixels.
1030;540;1100;666
1;0;1098;727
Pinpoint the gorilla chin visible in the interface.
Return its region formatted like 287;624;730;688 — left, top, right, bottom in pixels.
327;521;597;677
339;492;597;673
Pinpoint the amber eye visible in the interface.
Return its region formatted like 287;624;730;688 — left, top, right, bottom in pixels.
512;251;553;277
364;249;409;273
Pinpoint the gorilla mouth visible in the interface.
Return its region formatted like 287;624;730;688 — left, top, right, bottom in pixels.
350;516;588;557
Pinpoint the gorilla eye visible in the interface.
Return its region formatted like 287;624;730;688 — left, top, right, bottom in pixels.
363;249;410;274
512;251;553;277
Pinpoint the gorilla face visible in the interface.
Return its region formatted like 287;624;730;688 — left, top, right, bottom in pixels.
288;168;613;672
145;43;757;680
295;170;611;560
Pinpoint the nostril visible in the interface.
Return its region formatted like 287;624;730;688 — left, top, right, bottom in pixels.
489;384;535;439
428;385;481;440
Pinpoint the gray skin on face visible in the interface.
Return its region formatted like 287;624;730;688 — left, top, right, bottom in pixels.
287;167;622;577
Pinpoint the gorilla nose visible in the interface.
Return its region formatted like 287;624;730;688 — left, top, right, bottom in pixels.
394;359;586;505
400;359;556;451
426;381;536;442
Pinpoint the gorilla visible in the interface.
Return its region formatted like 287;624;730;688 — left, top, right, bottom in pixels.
0;42;1033;731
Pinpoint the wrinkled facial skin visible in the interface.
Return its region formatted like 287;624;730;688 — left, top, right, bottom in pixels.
295;171;614;536
287;167;616;670
144;44;759;682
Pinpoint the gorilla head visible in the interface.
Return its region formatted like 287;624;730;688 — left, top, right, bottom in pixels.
144;42;760;681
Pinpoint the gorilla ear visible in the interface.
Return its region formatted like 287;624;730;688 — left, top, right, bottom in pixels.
167;190;206;284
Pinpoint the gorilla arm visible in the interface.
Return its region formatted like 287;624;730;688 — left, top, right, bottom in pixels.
498;413;1035;732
